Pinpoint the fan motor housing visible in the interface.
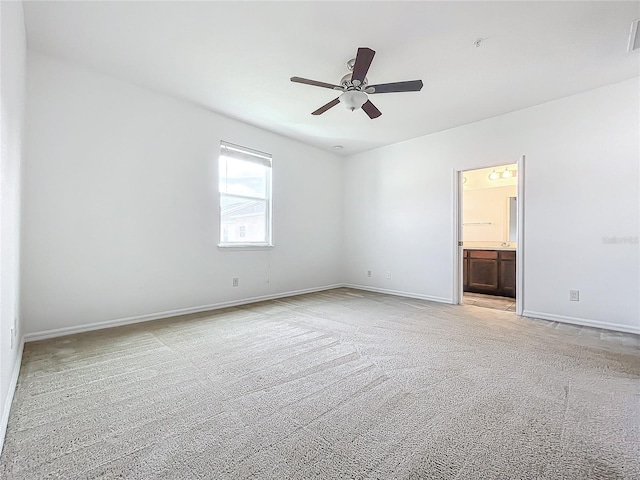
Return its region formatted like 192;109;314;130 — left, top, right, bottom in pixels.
340;73;368;90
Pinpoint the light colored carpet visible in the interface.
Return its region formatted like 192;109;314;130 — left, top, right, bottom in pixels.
1;288;639;479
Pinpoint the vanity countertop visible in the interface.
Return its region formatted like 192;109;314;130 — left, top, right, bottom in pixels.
463;246;516;251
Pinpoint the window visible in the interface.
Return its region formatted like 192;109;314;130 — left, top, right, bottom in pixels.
218;142;272;246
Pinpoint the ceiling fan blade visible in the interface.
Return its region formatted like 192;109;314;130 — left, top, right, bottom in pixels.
361;100;382;119
291;76;342;90
311;97;340;115
351;47;376;84
369;80;424;94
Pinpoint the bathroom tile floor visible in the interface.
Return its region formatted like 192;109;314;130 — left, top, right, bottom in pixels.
463;292;516;311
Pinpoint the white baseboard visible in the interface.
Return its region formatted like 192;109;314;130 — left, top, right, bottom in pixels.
24;284;346;342
1;336;24;456
23;287;638;342
344;284;452;304
522;310;640;335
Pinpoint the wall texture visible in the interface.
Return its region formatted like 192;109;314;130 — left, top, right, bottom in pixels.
344;77;640;333
1;0;26;447
20;54;640;337
22;52;344;336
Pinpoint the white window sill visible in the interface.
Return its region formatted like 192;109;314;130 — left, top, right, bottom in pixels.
217;243;274;250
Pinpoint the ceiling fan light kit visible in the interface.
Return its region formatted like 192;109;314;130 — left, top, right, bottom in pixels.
290;47;423;119
339;90;368;111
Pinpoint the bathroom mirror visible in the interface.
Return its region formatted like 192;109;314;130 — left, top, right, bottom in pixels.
508;197;517;242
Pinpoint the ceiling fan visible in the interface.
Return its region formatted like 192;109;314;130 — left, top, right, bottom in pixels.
290;47;423;119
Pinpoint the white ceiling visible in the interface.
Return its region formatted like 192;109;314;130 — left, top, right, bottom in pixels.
23;1;640;156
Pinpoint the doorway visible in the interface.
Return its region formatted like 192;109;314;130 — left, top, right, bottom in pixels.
453;156;524;315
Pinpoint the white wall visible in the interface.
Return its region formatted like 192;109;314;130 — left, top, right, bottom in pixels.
22;52;344;336
344;77;640;333
18;51;640;338
1;0;26;448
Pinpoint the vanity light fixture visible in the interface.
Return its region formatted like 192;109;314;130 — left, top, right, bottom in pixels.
501;167;515;178
488;167;516;180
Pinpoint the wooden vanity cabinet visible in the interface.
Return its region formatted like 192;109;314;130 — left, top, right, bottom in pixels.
463;249;516;298
498;251;516;297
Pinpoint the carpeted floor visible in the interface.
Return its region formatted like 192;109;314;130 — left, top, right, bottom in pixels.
1;288;639;479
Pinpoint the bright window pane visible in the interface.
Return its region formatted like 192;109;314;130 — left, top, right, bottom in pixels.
219;156;267;198
219;142;272;246
220;196;266;243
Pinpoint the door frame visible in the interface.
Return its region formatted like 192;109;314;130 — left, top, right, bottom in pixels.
452;155;525;315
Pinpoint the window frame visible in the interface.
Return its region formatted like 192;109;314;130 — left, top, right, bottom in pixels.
218;141;273;248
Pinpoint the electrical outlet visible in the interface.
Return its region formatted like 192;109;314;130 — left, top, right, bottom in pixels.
232;278;239;287
569;290;579;301
386;271;392;280
367;270;372;277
